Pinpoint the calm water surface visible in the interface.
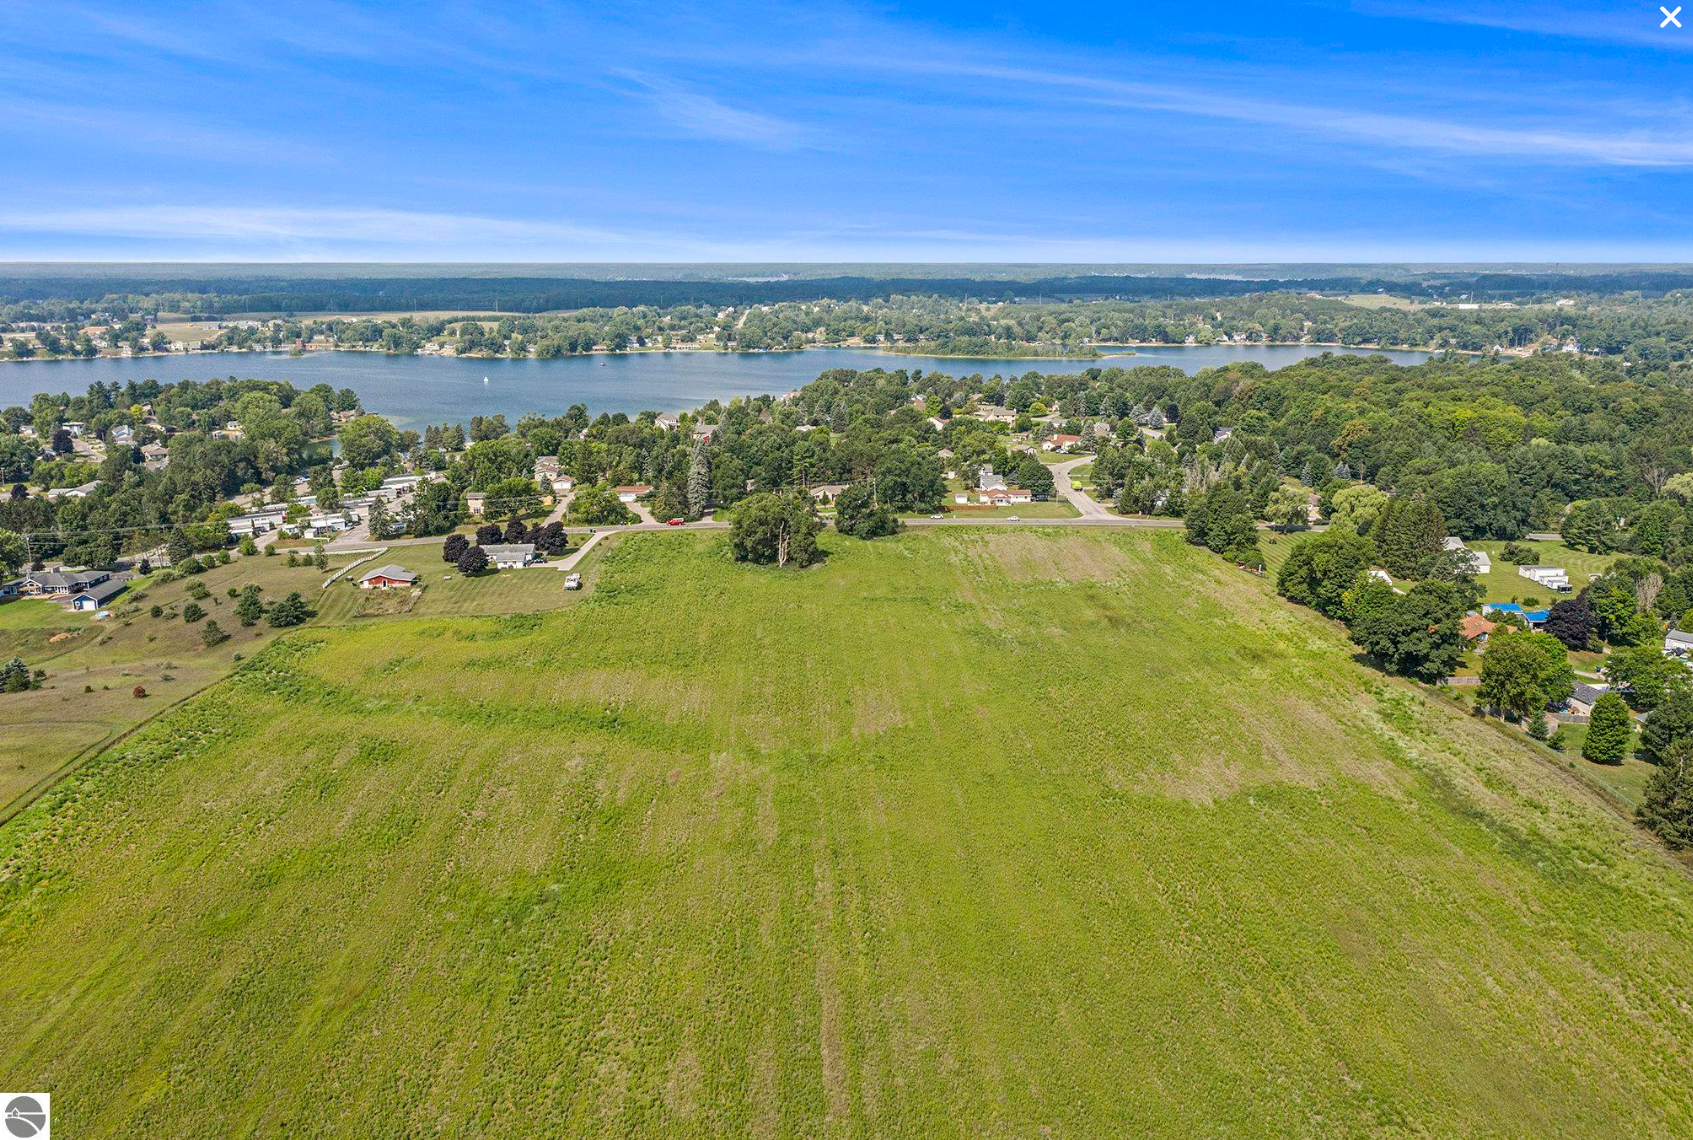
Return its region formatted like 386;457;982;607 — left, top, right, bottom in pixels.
0;344;1434;429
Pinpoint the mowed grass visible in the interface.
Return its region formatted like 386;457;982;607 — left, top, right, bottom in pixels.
2;530;1693;1136
1467;539;1619;603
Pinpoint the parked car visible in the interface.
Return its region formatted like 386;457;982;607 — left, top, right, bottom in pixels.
564;573;582;590
667;518;684;526
929;513;944;520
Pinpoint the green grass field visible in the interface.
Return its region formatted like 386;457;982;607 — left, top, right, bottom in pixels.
2;529;1692;1136
1467;539;1619;603
0;547;596;817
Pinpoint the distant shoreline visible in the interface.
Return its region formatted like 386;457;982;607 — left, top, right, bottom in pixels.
0;337;1494;368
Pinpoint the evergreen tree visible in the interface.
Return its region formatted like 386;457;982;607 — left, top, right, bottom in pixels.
1640;687;1693;766
235;585;264;627
687;439;712;519
266;591;313;628
1583;692;1634;763
166;527;193;567
1638;738;1693;849
0;656;30;693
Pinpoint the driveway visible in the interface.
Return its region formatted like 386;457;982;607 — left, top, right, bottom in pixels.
1049;455;1115;520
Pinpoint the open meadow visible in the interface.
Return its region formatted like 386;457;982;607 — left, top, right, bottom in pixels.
1;528;1692;1136
0;545;604;817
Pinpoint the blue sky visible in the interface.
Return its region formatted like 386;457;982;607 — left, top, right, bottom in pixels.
3;0;1691;262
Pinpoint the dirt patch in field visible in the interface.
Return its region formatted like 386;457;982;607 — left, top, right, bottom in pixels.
1140;689;1405;804
851;689;905;738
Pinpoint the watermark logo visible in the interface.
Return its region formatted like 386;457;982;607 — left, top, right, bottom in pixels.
1;1094;48;1139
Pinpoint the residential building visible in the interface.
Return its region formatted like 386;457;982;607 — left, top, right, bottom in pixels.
69;577;127;612
978;468;1008;492
1483;602;1550;627
483;543;536;569
358;565;420;590
23;568;111;596
1566;682;1610;716
46;480;101;501
1042;433;1083;452
1443;536;1492;575
1459;614;1497;645
110;424;135;444
140;443;169;468
692;423;720;441
808;484;847;502
1212;426;1234;443
464;491;487;515
1666;629;1693;658
616;485;652;503
654;412;680;431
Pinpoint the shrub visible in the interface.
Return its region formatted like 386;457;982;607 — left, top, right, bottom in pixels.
182;602;206;623
132;685;146;698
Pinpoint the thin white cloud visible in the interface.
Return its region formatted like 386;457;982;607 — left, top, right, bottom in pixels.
850;55;1693;168
1355;2;1693;51
613;71;808;148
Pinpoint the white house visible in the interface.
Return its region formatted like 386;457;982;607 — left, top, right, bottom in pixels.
1442;536;1491;575
464;491;487;515
616;484;652;504
978;468;1008;492
549;475;575;494
483;543;536;569
45;480;101;501
654;412;681;431
1518;565;1571;592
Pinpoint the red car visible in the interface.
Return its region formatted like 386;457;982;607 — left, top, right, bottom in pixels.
667;518;684;526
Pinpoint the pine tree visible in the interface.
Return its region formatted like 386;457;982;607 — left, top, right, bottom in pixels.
0;656;30;693
166;527;193;567
1584;692;1634;764
1638;739;1693;849
686;439;712;520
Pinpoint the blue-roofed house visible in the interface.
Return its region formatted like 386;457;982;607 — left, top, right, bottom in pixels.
1483;602;1550;627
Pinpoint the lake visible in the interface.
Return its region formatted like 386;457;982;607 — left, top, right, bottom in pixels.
0;344;1435;429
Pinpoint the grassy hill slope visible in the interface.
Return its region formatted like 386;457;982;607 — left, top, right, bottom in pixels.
1;529;1691;1137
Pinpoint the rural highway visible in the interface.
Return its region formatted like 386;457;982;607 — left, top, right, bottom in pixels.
325;457;1185;556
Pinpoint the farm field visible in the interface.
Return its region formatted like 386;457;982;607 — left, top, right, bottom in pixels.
2;529;1693;1136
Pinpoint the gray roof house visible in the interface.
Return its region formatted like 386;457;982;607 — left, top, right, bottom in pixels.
68;576;127;611
358;565;420;589
24;568;110;595
482;543;536;568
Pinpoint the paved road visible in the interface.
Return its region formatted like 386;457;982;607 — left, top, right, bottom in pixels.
1049;454;1114;520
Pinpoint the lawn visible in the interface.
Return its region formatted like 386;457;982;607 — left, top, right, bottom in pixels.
1467;539;1619;603
2;529;1692;1136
